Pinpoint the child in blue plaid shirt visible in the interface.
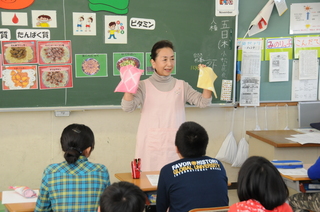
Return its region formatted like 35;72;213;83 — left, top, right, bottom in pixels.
35;123;110;212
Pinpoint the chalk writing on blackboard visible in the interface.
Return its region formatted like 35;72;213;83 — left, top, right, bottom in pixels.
193;53;217;70
218;20;231;79
209;18;218;31
220;51;228;78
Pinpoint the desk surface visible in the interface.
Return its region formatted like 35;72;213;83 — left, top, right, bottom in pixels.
281;164;312;181
115;172;232;191
246;130;320;148
282;174;311;181
0;192;36;212
115;171;159;192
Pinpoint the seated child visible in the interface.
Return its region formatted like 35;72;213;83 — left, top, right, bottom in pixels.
99;181;146;212
34;123;110;212
229;156;292;212
156;121;229;212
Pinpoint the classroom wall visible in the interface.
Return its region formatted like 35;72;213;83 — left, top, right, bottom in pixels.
0;106;299;191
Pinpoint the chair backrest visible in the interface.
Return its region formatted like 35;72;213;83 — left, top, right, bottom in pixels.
189;206;229;212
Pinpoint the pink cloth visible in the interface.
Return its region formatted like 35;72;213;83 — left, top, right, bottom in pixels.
135;79;185;171
9;186;37;198
229;199;293;212
114;65;144;93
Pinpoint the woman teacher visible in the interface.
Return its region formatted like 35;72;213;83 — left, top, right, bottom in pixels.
121;40;212;171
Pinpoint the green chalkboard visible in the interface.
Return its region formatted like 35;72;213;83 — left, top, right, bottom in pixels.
237;0;320;102
0;0;236;109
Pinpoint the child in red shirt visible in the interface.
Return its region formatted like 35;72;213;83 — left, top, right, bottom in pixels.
229;156;292;212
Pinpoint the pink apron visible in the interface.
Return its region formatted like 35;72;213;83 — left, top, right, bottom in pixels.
136;79;185;171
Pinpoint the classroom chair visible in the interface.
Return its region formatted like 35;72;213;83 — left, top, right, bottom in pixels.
189;206;229;212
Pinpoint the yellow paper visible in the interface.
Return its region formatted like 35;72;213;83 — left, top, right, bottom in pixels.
197;66;218;98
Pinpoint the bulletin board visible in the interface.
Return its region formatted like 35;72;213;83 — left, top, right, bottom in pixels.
237;0;320;103
0;0;237;109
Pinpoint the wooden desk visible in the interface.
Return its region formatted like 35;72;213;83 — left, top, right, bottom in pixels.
280;164;312;192
115;171;232;191
189;206;229;212
115;171;159;192
0;192;36;212
247;130;320;163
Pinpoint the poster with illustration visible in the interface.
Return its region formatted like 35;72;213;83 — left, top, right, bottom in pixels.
113;52;144;76
31;10;57;28
290;3;320;34
39;65;73;90
215;0;238;16
2;65;38;90
1;12;28;26
75;54;108;77
73;13;96;36
105;15;127;44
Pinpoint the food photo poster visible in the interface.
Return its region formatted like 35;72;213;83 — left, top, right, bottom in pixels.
39;65;73;90
75;54;108;78
113;52;144;76
2;65;38;90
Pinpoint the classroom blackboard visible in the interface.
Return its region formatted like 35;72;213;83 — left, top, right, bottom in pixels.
0;0;236;109
237;0;320;102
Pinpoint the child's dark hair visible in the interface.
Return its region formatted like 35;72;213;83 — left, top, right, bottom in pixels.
150;40;174;61
38;14;51;19
109;21;116;27
100;181;146;212
60;124;95;164
237;156;289;210
175;121;208;158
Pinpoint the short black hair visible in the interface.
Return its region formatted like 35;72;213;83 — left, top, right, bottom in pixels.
237;156;289;210
150;40;174;61
60;124;95;164
100;182;146;212
175;121;208;158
